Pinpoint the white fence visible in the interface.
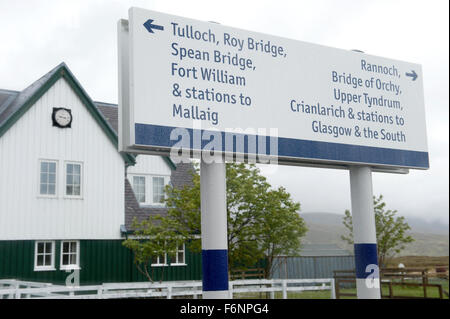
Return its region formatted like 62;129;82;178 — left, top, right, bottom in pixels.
0;278;335;299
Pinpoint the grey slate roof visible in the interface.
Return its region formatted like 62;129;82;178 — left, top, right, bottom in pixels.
0;63;64;127
95;101;119;133
0;89;19;116
123;161;195;231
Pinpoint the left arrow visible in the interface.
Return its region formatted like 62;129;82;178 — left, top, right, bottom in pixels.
143;19;164;33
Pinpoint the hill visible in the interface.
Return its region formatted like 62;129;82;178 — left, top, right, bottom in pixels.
299;212;449;257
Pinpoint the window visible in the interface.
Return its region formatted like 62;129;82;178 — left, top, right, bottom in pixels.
34;241;55;271
65;162;82;197
60;241;80;269
169;243;185;265
151;241;167;266
130;175;168;205
133;176;146;203
152;176;165;204
39;160;57;196
151;253;167;266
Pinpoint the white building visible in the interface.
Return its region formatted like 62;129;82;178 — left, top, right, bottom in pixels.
0;62;200;284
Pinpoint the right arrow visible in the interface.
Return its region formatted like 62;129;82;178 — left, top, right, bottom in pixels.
405;70;418;81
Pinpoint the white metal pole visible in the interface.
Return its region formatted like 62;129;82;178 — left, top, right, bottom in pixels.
200;158;229;299
349;166;381;299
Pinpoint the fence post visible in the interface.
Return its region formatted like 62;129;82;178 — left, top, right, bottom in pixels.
167;285;172;299
422;270;427;298
269;281;275;299
228;281;233;299
97;286;103;299
282;280;287;299
330;279;336;299
14;283;20;299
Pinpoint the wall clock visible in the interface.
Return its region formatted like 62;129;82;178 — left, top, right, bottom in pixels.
52;108;72;128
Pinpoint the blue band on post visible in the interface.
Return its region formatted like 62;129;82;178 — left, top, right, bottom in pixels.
354;243;379;279
202;249;228;291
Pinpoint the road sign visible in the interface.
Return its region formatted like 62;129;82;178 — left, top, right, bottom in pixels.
118;7;429;169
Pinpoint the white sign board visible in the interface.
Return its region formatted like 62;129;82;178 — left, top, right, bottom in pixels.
119;8;429;169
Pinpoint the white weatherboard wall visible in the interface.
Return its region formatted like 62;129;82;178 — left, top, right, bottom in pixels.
127;155;172;177
0;78;125;240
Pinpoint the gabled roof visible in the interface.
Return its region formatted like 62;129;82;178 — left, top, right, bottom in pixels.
0;62;135;165
0;62;178;169
0;63;63;129
95;102;176;170
123;162;195;233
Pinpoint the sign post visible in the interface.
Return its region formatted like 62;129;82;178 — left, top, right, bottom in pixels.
349;166;380;298
118;7;429;299
200;158;229;298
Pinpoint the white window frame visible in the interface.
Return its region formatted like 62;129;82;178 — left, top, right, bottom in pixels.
132;175;146;204
129;174;170;206
34;241;56;271
64;161;83;199
151;176;167;205
151;253;168;267
38;159;58;198
60;240;81;270
170;243;186;266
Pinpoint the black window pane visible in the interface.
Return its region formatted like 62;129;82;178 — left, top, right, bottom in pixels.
62;254;69;265
37;243;44;254
44;254;51;266
63;242;69;253
37;255;44;266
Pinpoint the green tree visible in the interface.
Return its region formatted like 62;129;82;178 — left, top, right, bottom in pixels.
341;194;414;266
257;187;307;278
122;215;181;282
165;162;307;277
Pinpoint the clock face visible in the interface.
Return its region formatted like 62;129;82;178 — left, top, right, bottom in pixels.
52;108;72;128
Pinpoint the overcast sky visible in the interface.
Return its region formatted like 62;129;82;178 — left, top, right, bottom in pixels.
0;0;448;224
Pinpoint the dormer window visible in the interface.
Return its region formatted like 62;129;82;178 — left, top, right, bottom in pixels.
152;176;165;204
133;176;146;203
129;175;169;206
